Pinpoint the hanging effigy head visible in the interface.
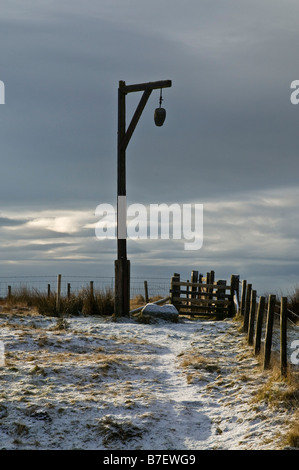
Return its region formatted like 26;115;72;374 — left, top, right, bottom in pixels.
154;88;167;126
154;107;166;126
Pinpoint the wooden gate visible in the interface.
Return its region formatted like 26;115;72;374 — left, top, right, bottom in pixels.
170;271;239;318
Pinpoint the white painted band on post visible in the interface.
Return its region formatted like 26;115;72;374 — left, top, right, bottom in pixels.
0;81;4;104
118;195;127;239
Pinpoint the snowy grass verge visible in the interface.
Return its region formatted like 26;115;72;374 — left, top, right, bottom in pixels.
0;309;298;450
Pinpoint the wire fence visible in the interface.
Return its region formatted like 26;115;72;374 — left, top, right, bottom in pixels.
238;279;299;325
0;275;171;300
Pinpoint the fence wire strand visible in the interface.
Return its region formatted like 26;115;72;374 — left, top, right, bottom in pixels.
0;275;170;299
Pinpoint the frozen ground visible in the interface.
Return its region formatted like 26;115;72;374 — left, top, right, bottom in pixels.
0;309;298;450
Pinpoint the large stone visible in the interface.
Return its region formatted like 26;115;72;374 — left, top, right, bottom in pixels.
140;303;179;323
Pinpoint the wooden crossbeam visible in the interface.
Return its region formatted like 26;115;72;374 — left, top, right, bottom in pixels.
122;80;172;94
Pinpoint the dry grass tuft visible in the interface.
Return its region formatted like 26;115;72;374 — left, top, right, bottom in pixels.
95;416;144;446
253;367;299;410
130;295;145;310
252;367;299;448
14;422;29;436
284;423;299;448
179;351;221;375
4;286;114;317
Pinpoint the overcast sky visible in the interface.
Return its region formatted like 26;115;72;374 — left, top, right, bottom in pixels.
1;0;299;296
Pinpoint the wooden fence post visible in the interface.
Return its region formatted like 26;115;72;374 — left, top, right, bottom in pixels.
217;280;226;316
198;273;203;299
230;274;239;317
248;290;257;345
90;281;94;297
67;283;71;299
47;284;51;299
56;274;61;314
190;270;198;304
240;280;247;316
209;271;215;301
280;296;288;378
186;280;190;306
144;280;149;303
170;273;180;311
263;294;276;370
7;285;11;301
243;283;252;332
254;295;265;355
233;274;240;302
206;272;210;300
191;270;198;291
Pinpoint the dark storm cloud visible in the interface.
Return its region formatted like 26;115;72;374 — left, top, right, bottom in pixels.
0;217;27;227
1;0;298;208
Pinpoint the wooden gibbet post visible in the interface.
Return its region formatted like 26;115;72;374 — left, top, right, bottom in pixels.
114;259;130;316
280;296;288;378
115;80;130;317
263;294;276;370
114;79;172;317
56;274;61;314
254;295;265;355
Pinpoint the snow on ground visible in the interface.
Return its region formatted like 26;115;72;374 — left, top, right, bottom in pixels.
0;309;297;450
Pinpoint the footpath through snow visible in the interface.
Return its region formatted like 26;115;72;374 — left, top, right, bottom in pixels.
0;311;297;450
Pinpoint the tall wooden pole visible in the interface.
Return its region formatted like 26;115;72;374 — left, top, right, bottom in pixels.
117;80;126;261
115;80;130;317
114;79;172;317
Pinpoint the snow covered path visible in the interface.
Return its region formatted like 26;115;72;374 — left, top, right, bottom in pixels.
0;311;297;450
